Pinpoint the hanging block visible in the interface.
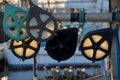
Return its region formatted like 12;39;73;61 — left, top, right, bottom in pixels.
26;3;58;42
3;4;28;41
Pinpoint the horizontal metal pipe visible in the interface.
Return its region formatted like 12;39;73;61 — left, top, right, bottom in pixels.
52;13;113;22
53;13;71;21
85;13;113;22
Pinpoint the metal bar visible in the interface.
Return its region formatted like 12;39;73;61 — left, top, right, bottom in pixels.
33;56;38;80
53;13;71;21
52;13;113;22
85;13;112;22
84;73;103;80
38;0;97;5
110;0;120;79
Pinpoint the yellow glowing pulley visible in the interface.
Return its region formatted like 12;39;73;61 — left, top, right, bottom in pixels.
79;28;113;61
9;38;40;61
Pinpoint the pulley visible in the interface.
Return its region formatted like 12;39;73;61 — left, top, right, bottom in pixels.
9;38;40;61
79;28;113;61
45;28;78;62
3;4;28;41
26;2;58;42
0;11;10;43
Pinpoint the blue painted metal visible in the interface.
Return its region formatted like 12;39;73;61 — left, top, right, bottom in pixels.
3;4;28;40
115;27;120;80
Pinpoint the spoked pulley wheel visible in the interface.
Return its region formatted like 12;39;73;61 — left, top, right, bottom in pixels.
45;28;78;62
9;38;40;61
3;4;28;41
79;28;113;61
26;2;58;42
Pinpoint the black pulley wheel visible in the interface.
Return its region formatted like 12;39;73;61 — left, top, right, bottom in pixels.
26;3;58;42
45;28;78;62
79;28;113;61
9;38;40;61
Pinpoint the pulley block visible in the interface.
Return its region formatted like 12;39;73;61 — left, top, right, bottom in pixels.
26;3;58;42
45;28;78;62
0;11;10;43
9;38;40;61
3;4;28;41
79;28;113;61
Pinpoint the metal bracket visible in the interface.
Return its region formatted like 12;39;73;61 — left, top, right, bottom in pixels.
79;8;85;25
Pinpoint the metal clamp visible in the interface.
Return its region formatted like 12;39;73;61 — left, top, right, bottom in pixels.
79;8;85;25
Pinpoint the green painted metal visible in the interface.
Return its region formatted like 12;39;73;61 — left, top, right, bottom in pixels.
3;4;28;41
78;9;85;35
79;9;85;24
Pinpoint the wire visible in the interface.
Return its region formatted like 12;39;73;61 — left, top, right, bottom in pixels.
109;0;112;28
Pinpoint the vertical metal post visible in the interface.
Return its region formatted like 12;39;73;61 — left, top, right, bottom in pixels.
115;27;120;80
33;56;38;80
110;0;120;80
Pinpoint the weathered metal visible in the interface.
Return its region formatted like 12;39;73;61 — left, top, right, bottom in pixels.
3;4;28;41
45;28;78;62
9;38;40;61
26;3;58;42
79;28;113;62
